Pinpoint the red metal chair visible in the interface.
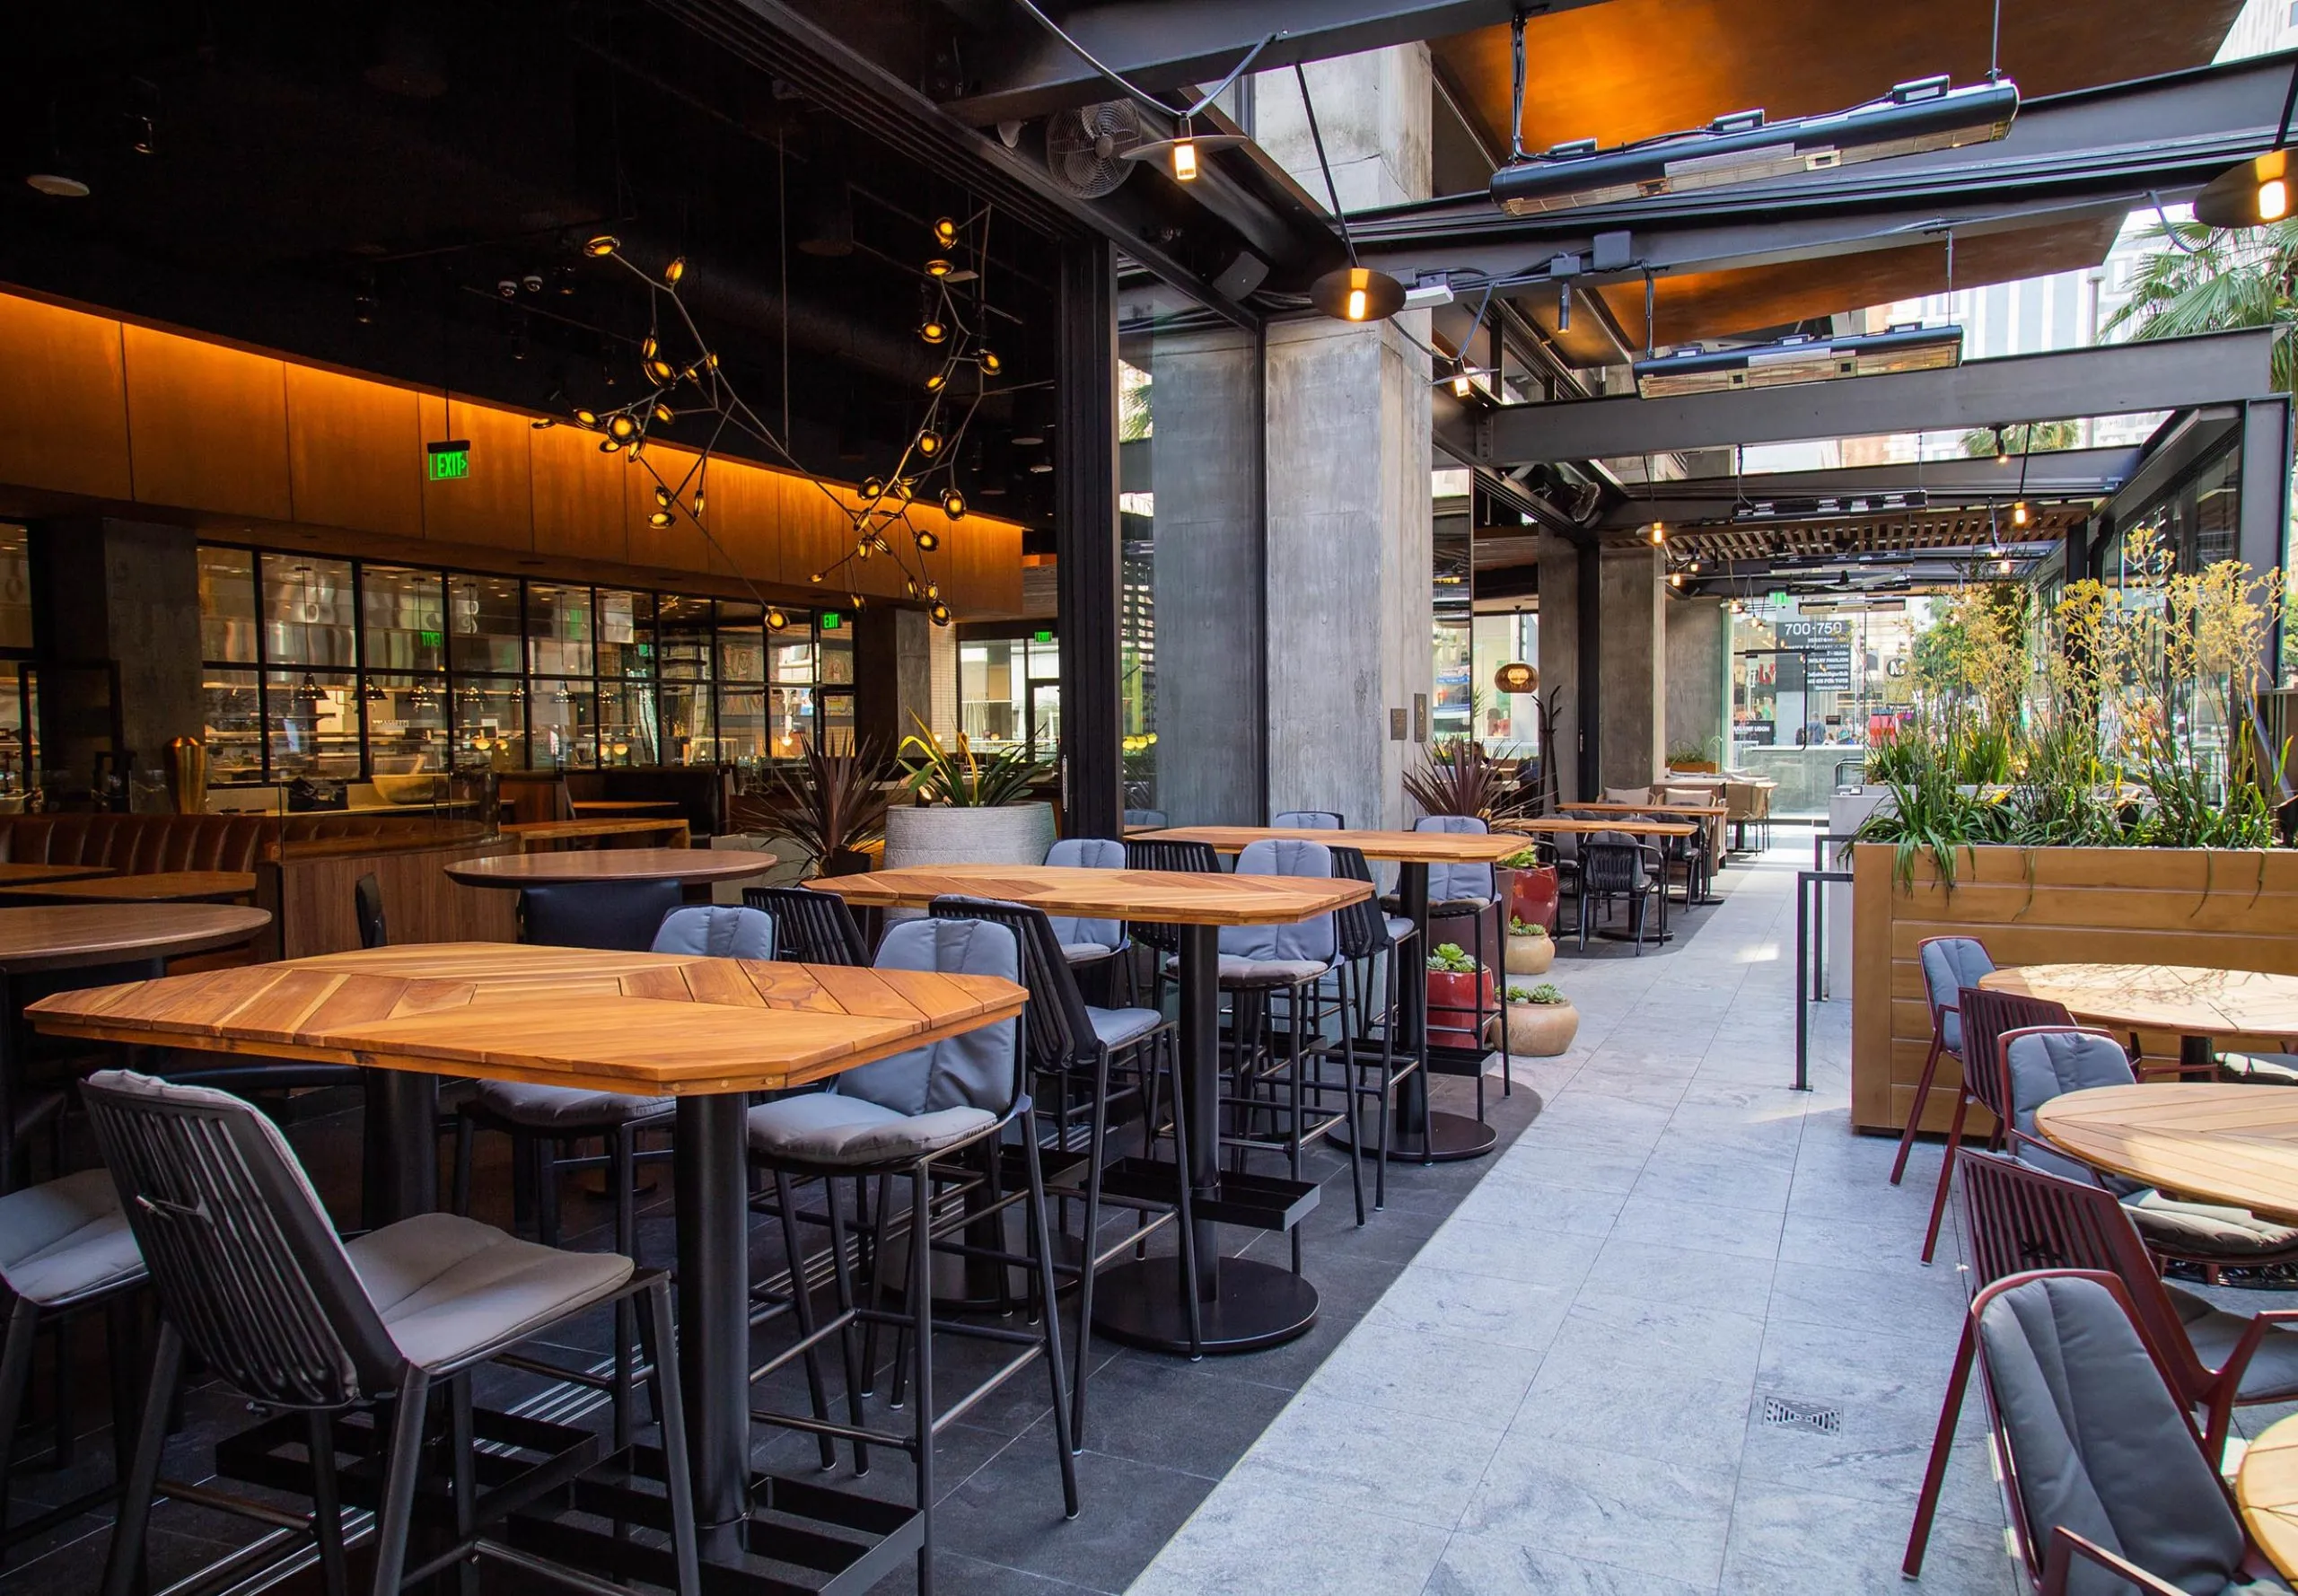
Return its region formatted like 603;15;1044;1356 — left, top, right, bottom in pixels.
1919;984;2073;1264
1890;934;1994;1185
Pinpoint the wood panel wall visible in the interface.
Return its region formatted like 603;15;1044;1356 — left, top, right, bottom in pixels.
259;837;522;960
0;290;1023;618
1850;843;2298;1135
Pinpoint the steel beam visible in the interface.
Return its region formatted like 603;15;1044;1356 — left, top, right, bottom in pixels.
1056;238;1125;838
940;0;1615;126
1353;52;2298;291
1453;330;2277;466
1597;447;2145;529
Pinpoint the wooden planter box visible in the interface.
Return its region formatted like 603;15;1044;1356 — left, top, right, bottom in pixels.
1851;842;2298;1136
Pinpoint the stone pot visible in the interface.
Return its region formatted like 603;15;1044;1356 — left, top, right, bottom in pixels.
882;801;1057;872
1504;931;1554;976
1505;999;1578;1057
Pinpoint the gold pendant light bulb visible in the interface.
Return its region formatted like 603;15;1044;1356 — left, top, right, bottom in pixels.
767;609;787;630
861;477;885;501
653;403;675;424
1346;286;1367;320
933;216;959;247
583;235;618;258
1452;371;1472;398
925;258;952;277
919;319;948;345
916;528;941;551
940;488;965;519
929;601;951;626
663;257;687;285
925;370;946;392
1171;138;1198;181
2264;177;2290;222
574;408;599;427
649;510;673;529
916;430;942;456
978;350;1001;374
609;414;636;439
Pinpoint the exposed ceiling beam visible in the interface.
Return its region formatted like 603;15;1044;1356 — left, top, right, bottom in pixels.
939;0;1617;126
1448;329;2276;465
1598;446;2144;528
1349;51;2298;292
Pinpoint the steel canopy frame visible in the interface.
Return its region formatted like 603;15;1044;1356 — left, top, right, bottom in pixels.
1596;447;2145;530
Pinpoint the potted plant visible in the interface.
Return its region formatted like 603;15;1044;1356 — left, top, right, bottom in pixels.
1505;982;1578;1056
1504;915;1554;975
883;715;1057;871
739;736;891;878
1425;941;1495;1049
1497;845;1558;934
1402;740;1528;820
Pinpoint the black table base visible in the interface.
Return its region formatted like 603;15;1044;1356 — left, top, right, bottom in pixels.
1090;1255;1317;1354
1325;1107;1495;1162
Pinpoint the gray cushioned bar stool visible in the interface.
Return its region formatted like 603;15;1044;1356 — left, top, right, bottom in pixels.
742;918;1075;1596
83;1069;698;1596
0;1170;147;1567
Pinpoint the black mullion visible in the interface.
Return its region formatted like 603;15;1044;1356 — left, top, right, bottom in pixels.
251;550;271;785
518;577;532;767
350;559;371;780
441;564;458;756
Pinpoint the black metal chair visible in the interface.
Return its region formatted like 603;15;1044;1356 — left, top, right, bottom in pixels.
744;884;873;966
1125;837;1222;1009
1575;833;1662;952
83;1069;698;1596
743;918;1076;1593
1326;844;1422;1212
355;872;389;951
519;879;684;951
928;895;1197;1437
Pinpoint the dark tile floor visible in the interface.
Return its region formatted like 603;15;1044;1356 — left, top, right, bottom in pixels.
0;1065;1543;1596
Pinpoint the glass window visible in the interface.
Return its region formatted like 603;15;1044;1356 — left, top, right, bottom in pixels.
820;690;855;753
527;584;594;678
599;681;658;767
960;641;1022;750
657;681;713;765
530;679;596;770
718;683;768;766
657;596;713;680
819;625;855;686
202;667;263;785
716;603;766;682
363;566;445;672
455;679;526;768
266;669;360;778
364;675;449;774
448;575;522;674
199;548;258;663
771;635;818;683
596;588;653;681
263;556;356;668
768;686;815;759
0;529;32;653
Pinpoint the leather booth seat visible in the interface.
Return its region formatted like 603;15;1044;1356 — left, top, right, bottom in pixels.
0;811;469;875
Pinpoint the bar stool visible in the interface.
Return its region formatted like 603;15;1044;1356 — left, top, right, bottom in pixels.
743;918;1075;1595
928;895;1197;1440
1040;838;1132;998
83;1069;698;1596
743;884;872;965
1415;815;1512;1105
1326;845;1422;1214
1125;837;1221;1008
0;1171;146;1568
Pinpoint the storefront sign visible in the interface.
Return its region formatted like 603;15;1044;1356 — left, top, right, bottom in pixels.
1776;618;1853;691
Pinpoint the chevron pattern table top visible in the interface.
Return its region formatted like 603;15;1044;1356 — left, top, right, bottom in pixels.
1134;827;1528;864
812;862;1369;925
2036;1082;2298;1227
27;942;1022;1095
1983;963;2298;1039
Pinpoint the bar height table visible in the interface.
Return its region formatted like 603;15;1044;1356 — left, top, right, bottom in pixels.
29;942;1022;1574
817;861;1371;1353
1135;827;1527;1163
1982;963;2298;1077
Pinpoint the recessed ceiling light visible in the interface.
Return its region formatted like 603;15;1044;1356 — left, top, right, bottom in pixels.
26;173;89;198
1011;432;1044;447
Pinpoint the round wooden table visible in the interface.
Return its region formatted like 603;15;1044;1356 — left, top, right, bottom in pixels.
2032;1083;2298;1225
444;848;776;887
1981;963;2298;1074
0;903;273;972
2239;1410;2298;1579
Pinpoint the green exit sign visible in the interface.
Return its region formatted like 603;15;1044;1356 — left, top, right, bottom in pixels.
426;440;471;481
1032;629;1054;644
1767;590;1788;607
419;629;443;648
820;613;842;630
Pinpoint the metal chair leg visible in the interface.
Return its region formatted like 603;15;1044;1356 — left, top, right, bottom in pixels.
0;1297;40;1567
771;1171;839;1471
820;1177;871;1477
909;1165;934;1596
1921;1095;1971;1265
640;1279;703;1596
1903;1315;1977;1578
1890;1034;1949;1186
306;1411;348;1596
368;1367;432;1596
1069;1048;1111;1451
101;1323;180;1596
1018;1116;1080;1518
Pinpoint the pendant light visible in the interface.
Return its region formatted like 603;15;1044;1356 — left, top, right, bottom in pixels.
2196;150;2292;229
1293;64;1406;324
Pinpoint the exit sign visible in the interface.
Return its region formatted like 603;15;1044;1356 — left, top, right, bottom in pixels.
426;440;471;481
820;612;841;630
1032;629;1054;644
1767;590;1788;607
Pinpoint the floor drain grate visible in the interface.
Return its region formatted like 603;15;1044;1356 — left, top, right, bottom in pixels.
1762;1397;1842;1434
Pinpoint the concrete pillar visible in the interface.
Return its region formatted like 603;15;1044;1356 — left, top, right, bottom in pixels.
1258;47;1434;830
1597;543;1667;790
1150;325;1263;826
1535;533;1583;803
35;517;202;783
1664;596;1729;767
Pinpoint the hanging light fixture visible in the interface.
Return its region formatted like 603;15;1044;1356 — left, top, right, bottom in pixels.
925;258;953;278
2012;501;2030;529
978;350;1002;374
1310;266;1406;324
940;487;966;519
918;316;949;345
929;601;952;626
933;216;960;247
916;429;943;457
1648;522;1667;544
2196;148;2293;228
583;235;618;258
767;608;788;631
916;529;942;552
860;477;885;501
925;369;948;392
663;256;688;286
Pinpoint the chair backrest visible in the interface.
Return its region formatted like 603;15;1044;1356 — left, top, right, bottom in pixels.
1124;837;1221;954
1958;987;2075;1125
1580;837;1646;893
1223;839;1337;964
1603;785;1655;805
2000;1027;2135;1183
1272;811;1344;829
837;918;1023;1118
1972;1270;2247;1596
519;878;683;951
80;1070;402;1407
1918;936;1995;1055
929;897;1097;1070
1043;837;1126;949
1329;845;1390;960
652;904;775;960
1122;808;1167;829
1414;814;1495;904
743;885;871;965
354;873;388;950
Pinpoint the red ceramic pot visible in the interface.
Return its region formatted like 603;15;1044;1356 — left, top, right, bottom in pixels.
1426;967;1495;1049
1504;865;1560;935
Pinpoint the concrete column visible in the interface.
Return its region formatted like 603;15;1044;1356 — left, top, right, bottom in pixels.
1597;543;1667;789
1664;596;1728;767
35;517;202;782
1149;325;1263;826
1258;47;1434;830
1535;533;1583;803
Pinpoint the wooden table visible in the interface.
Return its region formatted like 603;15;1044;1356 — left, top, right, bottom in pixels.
30;942;1022;1565
1500;816;1697;837
1566;801;1729;817
2034;1083;2298;1225
0;903;272;1188
818;862;1371;1354
1137;826;1525;1164
570;800;683;817
1983;964;2298;1075
0;870;259;905
2241;1411;2298;1579
446;847;776;888
503;817;692;850
0;862;116;887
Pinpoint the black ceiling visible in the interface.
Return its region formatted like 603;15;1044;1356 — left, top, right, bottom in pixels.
0;0;1067;529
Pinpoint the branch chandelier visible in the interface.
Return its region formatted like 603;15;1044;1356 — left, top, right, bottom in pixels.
547;212;1006;629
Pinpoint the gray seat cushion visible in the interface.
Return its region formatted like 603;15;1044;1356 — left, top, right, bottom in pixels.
2122;1188;2298;1259
746;1092;996;1168
2006;1030;2144;1189
0;1168;145;1306
1384;915;1417;944
1919;937;1994;1057
2167;1282;2298;1402
2222;1051;2298;1085
1215;955;1330;988
1060;941;1116;965
1089;1006;1162;1048
345;1211;633;1372
651;904;775;960
1046;838;1125;951
472;1079;674;1129
1979;1273;2253;1596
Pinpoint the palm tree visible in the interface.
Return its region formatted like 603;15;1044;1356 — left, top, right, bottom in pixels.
2102;217;2298;392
